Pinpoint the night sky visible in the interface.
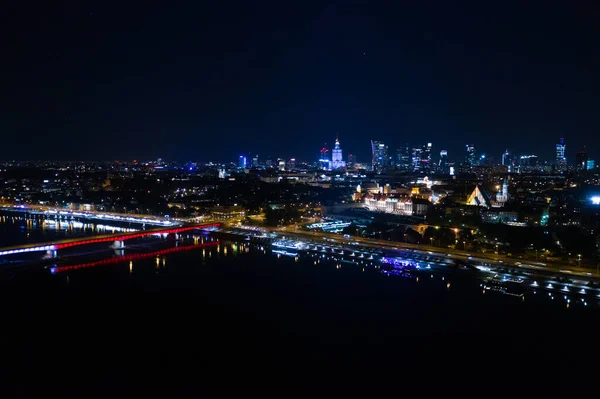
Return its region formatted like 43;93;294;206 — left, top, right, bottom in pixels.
4;2;600;163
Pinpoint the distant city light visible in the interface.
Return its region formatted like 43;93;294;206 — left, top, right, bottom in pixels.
591;196;600;205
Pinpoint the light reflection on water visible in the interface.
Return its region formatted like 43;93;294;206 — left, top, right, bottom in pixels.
40;235;600;311
0;211;139;246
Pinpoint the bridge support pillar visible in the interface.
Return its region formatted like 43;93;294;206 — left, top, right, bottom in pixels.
113;240;124;249
45;250;57;259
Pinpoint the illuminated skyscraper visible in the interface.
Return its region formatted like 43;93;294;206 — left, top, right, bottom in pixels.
319;145;330;170
465;144;476;167
556;138;567;172
420;143;432;173
396;145;411;171
238;155;247;169
288;158;296;170
411;147;422;172
439;150;448;172
501;150;510;166
331;136;346;169
371;140;388;173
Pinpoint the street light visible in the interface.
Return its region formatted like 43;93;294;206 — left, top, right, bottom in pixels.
578;254;582;266
430;237;434;247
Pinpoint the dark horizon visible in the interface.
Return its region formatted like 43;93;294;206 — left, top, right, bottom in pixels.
4;2;600;163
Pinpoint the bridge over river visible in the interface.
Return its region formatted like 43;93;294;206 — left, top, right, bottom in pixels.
0;223;221;258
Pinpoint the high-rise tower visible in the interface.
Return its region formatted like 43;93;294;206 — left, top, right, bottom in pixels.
396;145;411;171
466;144;476;167
331;136;346;169
556;138;567;172
420;143;432;173
371;140;388;174
439;150;448;173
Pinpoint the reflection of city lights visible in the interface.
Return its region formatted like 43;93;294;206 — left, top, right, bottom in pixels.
49;241;219;273
591;196;600;205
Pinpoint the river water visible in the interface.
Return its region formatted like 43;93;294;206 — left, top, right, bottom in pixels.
0;211;598;395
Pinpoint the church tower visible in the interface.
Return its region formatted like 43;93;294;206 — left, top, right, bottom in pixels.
495;179;509;205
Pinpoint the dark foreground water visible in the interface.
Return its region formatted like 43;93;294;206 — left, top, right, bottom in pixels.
0;216;599;395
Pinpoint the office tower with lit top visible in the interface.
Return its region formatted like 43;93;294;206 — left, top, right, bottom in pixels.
238;155;247;169
371;140;388;174
288;158;296;170
556;138;567;172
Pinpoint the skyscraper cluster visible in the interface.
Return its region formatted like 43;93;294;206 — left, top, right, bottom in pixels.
237;135;595;175
370;141;446;174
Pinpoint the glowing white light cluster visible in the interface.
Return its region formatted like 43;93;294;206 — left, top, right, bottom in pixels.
0;245;55;257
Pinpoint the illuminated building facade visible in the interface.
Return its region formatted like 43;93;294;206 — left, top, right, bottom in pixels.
364;194;430;216
364;194;413;215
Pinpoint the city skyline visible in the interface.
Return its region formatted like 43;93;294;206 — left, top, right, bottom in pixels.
236;135;590;169
3;3;600;393
3;3;600;162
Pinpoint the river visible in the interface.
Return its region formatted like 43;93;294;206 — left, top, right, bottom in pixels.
0;210;598;394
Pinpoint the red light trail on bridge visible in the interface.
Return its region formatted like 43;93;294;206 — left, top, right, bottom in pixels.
54;223;221;250
0;223;221;257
